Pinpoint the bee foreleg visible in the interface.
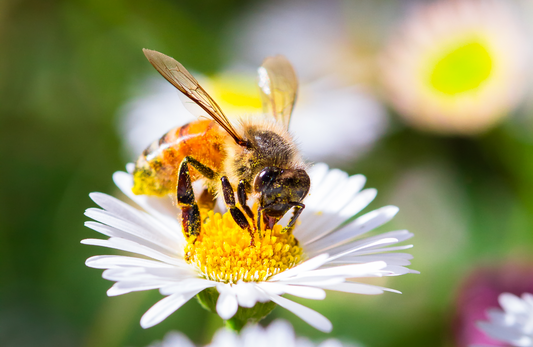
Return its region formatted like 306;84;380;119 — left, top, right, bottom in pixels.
177;159;201;238
257;209;263;233
221;176;255;246
281;203;305;234
237;180;254;221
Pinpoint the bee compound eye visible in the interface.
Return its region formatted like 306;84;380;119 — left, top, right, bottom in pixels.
254;167;281;192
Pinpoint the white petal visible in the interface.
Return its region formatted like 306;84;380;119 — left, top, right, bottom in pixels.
84;221;179;260
81;237;185;267
478;321;532;346
258;282;326;300
86;255;175;269
233;282;267;308
276;277;345;287
89;192;180;244
161;332;195;347
318;339;344;347
321;230;413;260
324;238;401;262
108;281;167;296
160;278;216;295
329;253;412;266
299;188;377;245
140;291;199;328
499;293;527;314
113;171;182;232
382;265;419;276
241;325;269;347
318;282;401;295
296;174;366;234
522;293;533;306
85;209;179;255
349;244;414;256
209;329;241;347
305;206;399;254
486;309;508;326
296;337;314;347
216;285;239;320
102;267;193;283
280;285;327;300
266;320;297;346
267;294;332;333
292;261;388;279
270;254;330;281
307;163;330;184
303;169;348;209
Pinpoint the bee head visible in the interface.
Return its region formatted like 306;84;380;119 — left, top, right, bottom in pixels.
253;167;311;229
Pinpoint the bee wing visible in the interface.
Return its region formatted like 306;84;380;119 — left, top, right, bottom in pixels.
257;55;298;130
143;49;246;146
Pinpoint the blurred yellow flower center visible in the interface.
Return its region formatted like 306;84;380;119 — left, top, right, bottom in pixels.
430;41;493;95
210;74;262;115
184;210;303;284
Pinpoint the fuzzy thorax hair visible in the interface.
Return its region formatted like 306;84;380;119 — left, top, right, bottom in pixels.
223;116;307;193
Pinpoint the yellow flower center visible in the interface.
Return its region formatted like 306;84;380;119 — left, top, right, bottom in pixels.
430;40;493;95
184;210;303;284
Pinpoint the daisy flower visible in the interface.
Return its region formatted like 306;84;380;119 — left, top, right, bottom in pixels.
476;293;533;347
149;320;354;347
381;0;530;135
83;163;416;332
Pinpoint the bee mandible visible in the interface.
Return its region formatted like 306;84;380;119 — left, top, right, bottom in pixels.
132;49;310;242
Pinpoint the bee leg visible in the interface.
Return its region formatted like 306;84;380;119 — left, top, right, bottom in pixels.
182;156;216;179
257;208;263;233
281;203;305;234
221;176;255;246
177;159;202;239
237;180;255;221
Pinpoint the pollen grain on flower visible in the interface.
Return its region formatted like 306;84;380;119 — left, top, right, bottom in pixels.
184;210;303;284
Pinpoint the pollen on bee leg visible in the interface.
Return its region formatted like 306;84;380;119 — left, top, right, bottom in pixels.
184;210;304;284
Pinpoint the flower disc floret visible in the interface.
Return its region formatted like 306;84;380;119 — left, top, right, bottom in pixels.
185;211;303;284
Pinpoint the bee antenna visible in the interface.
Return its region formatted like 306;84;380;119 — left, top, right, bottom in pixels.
237;139;253;149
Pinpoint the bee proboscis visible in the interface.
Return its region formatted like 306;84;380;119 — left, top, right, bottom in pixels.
133;49;310;242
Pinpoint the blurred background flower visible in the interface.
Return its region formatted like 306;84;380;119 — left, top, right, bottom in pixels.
476;292;533;347
3;0;533;347
453;263;533;347
381;0;531;135
148;320;360;347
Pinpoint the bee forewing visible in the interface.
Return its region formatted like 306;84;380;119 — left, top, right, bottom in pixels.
143;48;245;145
258;55;298;130
177;90;211;119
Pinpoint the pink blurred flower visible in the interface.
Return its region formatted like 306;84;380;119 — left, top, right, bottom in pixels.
453;263;533;347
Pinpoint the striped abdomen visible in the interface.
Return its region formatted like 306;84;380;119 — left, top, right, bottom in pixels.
132;119;227;196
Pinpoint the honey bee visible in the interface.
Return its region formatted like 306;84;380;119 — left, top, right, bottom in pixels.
133;49;310;242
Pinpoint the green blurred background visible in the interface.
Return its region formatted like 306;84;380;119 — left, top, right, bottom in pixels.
1;0;533;346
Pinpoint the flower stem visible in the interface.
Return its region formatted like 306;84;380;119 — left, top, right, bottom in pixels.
225;316;246;332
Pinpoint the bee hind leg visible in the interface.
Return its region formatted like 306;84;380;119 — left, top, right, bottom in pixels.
221;176;255;246
177;156;217;240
